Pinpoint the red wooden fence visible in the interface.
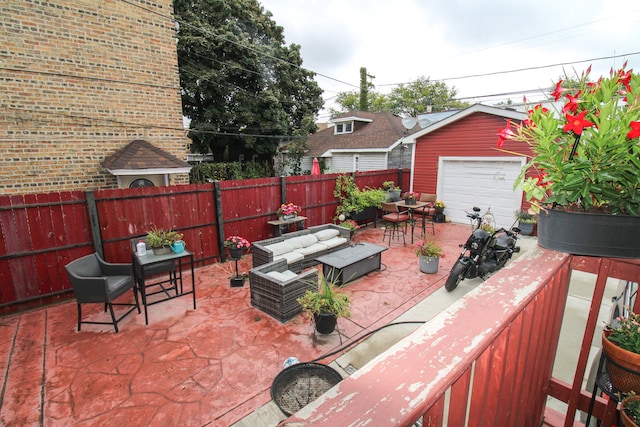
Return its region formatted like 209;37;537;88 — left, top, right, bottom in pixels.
0;169;409;314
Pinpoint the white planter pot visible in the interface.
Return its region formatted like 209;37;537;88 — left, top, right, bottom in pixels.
419;256;439;274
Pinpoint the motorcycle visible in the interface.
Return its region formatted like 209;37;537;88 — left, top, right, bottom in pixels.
445;207;521;292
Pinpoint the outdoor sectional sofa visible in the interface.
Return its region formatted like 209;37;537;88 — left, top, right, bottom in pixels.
251;224;351;273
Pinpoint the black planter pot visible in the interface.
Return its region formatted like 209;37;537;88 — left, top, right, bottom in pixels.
313;313;337;335
537;209;640;258
228;247;243;260
518;221;535;236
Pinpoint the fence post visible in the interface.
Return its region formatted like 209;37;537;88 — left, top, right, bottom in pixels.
214;181;226;262
280;176;287;206
396;169;404;191
85;191;104;258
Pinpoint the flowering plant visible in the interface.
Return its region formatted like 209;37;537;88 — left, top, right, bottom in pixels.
223;235;251;250
403;191;419;201
435;201;445;209
605;310;640;354
497;65;640;215
338;219;360;231
414;240;444;258
277;203;301;216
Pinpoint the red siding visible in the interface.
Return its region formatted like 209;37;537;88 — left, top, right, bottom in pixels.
413;112;534;195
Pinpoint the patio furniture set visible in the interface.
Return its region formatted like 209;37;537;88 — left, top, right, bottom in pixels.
63;197;439;332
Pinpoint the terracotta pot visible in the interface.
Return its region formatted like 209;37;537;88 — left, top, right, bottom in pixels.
621;396;640;427
601;332;640;393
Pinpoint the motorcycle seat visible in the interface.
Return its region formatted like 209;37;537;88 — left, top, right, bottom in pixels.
495;235;512;249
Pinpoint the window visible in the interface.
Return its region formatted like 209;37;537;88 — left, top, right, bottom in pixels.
334;121;354;134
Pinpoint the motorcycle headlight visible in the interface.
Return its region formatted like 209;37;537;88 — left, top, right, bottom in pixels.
471;242;479;250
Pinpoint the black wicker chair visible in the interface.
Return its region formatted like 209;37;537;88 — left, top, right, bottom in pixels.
64;253;140;332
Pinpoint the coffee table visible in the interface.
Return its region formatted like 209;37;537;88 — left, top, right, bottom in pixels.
315;242;388;286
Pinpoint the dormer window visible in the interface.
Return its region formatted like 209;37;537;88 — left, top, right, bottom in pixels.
334;121;353;134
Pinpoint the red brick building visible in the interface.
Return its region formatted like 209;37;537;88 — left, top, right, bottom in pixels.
0;0;190;194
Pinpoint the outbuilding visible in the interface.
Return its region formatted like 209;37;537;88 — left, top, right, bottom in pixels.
407;104;532;228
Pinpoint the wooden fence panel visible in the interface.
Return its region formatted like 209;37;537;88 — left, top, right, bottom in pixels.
1;169;405;312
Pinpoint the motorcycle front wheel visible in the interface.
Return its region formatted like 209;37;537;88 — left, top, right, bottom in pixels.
445;260;469;292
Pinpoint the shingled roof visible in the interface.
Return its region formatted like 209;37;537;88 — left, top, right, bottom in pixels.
101;139;191;175
304;110;421;157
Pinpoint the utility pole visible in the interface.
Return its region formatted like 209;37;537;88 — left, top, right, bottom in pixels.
359;67;375;111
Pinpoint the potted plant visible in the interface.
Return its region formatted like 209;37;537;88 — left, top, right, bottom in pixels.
434;200;445;214
146;228;184;255
497;65;640;257
334;175;386;225
621;393;640;427
337;218;360;240
382;181;395;191
415;240;443;274
297;274;351;335
277;203;301;220
402;191;420;205
601;310;640;393
382;180;401;201
514;209;536;236
224;235;250;260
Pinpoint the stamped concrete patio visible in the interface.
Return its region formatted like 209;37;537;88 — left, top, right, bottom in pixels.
0;223;472;426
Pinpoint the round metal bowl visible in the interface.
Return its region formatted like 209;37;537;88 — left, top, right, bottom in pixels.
270;362;343;416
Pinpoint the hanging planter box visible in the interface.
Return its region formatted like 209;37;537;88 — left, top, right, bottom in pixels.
537;209;640;258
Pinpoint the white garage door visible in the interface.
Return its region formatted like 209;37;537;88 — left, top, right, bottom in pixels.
438;157;525;229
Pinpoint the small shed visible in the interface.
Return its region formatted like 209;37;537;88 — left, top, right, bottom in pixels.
407;104;531;228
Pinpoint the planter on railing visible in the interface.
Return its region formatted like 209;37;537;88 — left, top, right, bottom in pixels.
537;208;640;258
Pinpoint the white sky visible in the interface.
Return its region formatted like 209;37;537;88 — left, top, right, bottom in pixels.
259;0;640;121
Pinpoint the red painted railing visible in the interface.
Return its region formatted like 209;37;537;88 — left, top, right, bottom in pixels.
278;249;640;427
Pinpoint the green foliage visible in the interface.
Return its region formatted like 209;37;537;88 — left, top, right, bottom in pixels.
504;66;640;215
175;0;323;164
514;209;536;223
622;396;640;423
606;311;640;354
333;175;386;218
189;161;271;182
331;75;469;116
297;275;351;318
414;240;443;258
146;228;183;248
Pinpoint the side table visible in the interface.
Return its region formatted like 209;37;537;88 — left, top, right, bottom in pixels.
267;216;307;237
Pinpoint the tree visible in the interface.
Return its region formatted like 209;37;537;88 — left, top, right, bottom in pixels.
332;75;468;117
175;0;323;164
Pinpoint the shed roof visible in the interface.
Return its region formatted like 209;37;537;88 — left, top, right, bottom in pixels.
101;139;191;175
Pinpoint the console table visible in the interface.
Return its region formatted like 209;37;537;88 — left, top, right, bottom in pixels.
315;242;388;286
267;216;307;237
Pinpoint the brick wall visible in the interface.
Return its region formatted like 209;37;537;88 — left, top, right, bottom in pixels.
0;0;189;194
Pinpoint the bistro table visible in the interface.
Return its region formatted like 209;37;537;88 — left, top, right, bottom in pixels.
132;249;196;325
395;200;430;243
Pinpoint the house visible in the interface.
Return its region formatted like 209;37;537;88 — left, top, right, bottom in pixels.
404;104;531;228
292;110;423;174
0;0;190;194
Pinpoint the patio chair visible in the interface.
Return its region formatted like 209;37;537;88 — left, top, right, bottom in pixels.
65;253;140;332
249;259;318;323
413;193;437;236
381;202;410;246
130;237;178;297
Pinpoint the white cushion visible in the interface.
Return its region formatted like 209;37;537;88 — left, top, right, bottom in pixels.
317;236;347;249
266;270;298;282
287;235;317;249
313;229;340;241
294;243;328;256
297;234;318;247
265;241;294;256
274;251;304;265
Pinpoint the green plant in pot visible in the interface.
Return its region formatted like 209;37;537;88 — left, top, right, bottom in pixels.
601;310;640;394
146;228;183;255
497;65;640;257
415;240;443;274
333;175;386;222
514;209;536;236
621;393;640;427
297;273;351;335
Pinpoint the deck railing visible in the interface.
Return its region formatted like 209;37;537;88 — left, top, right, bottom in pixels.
279;247;640;427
